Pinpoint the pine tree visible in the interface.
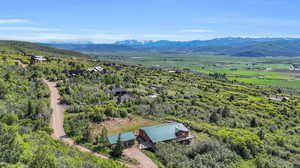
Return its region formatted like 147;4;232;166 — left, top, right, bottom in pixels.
221;106;230;118
228;95;235;102
27;100;34;118
210;112;219;123
98;127;109;146
29;146;55;168
110;134;124;158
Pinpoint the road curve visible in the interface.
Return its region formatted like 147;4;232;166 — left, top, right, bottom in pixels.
45;80;109;159
17;59;156;168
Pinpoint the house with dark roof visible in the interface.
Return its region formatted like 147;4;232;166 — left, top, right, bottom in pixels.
108;132;136;147
138;122;193;149
112;88;128;96
31;55;47;62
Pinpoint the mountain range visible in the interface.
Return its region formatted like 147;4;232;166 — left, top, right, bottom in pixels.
44;37;300;57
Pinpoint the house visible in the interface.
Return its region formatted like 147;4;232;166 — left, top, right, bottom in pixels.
138;122;193;149
112;88;128;96
269;96;289;101
87;66;105;73
31;55;47;62
108;132;136;147
149;93;159;98
149;85;165;91
68;69;85;76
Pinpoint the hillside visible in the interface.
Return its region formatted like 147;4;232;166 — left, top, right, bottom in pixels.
44;38;300;57
0;42;125;168
16;44;299;167
0;40;89;58
222;39;300;57
0;41;299;168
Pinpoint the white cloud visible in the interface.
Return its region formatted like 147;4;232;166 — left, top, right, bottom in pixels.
0;19;29;24
180;29;212;33
0;26;61;32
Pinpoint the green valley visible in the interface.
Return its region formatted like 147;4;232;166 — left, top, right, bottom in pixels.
0;41;299;168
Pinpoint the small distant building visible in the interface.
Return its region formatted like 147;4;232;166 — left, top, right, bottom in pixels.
168;70;176;73
138;122;193;149
112;88;128;96
31;55;47;62
87;66;104;73
269;96;289;101
108;132;136;147
68;69;85;76
149;93;159;98
149;85;165;91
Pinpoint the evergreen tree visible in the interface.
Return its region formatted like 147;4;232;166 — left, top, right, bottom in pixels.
98;127;109;146
257;129;265;140
221;106;230;118
210;112;219;123
110;134;124;158
0;124;22;164
29;146;55;168
250;117;258;128
228;95;235;102
0;84;7;99
27;100;34;118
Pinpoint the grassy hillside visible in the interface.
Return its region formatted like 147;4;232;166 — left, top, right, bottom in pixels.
222;39;300;57
88;52;300;88
0;44;125;168
0;40;89;58
20;51;300;167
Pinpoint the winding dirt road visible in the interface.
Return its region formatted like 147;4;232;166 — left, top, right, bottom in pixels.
46;80;109;159
17;60;157;168
46;80;157;168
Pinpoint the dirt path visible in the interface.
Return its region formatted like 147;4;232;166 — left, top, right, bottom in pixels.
18;61;156;168
45;80;110;159
123;147;158;168
46;80;157;168
17;60;28;68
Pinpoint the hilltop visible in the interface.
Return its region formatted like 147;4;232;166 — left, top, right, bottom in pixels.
0;40;89;58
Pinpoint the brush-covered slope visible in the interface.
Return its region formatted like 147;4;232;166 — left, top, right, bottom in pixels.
0;40;89;58
0;42;125;168
25;52;300;167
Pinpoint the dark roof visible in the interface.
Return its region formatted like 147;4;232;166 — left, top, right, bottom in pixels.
140;122;188;143
112;88;128;92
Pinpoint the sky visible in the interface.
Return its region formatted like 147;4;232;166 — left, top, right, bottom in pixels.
1;0;300;43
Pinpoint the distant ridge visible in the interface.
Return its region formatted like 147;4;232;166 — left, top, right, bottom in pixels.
44;37;300;57
0;40;89;58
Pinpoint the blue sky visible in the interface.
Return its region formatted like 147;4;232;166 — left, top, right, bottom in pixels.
1;0;300;43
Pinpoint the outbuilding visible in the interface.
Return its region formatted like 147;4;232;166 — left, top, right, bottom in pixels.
108;132;136;147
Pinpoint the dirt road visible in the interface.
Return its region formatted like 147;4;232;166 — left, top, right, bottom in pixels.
17;61;157;168
46;80;158;168
17;60;28;68
17;60;157;168
123;147;158;168
45;80;109;159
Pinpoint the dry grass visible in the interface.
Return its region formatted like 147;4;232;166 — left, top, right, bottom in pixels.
91;115;162;136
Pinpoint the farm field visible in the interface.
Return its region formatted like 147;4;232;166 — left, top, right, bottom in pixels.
92;52;300;88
